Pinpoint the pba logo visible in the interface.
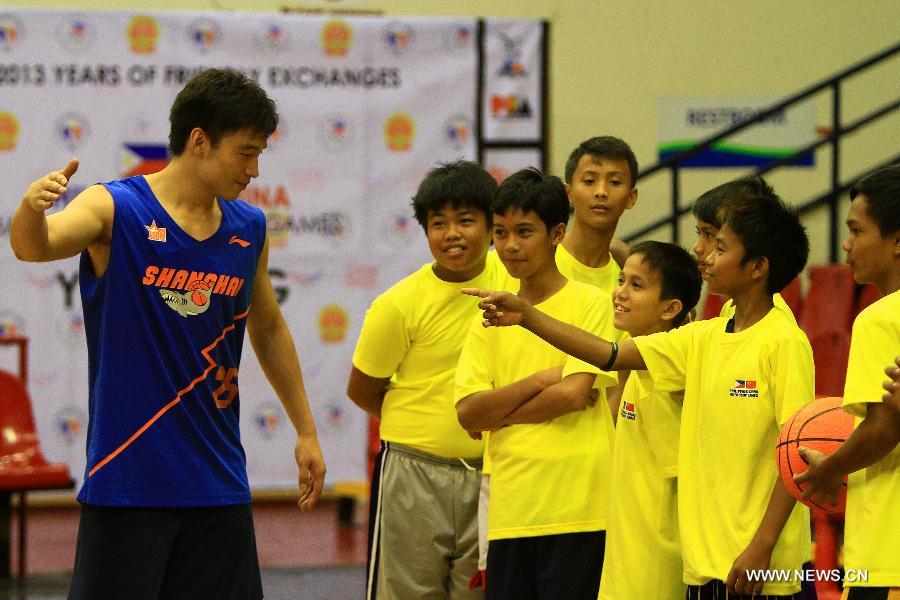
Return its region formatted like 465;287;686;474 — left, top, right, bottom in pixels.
0;310;24;337
446;23;473;53
254;403;284;438
188;19;221;52
729;379;759;398
127;15;159;54
496;31;527;77
256;22;288;53
490;94;533;120
384;113;415;152
321;19;352;57
0;14;23;52
57;15;96;52
384;22;414;55
57;112;90;150
0;111;19;151
319;115;353;153
120;143;168;177
318;304;349;344
445;115;472;150
620;400;637;421
56;407;86;445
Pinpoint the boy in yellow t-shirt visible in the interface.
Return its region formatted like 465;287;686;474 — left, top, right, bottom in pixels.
559;136;638;291
347;160;507;600
560;136;638;418
794;164;900;599
598;241;701;600
691;176;797;323
455;168;616;600
465;180;815;599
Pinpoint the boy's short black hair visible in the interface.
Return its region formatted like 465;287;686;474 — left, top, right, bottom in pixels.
410;160;497;231
718;181;809;295
628;241;702;327
692;175;770;229
169;68;278;156
849;164;900;236
564;136;638;187
493;168;569;231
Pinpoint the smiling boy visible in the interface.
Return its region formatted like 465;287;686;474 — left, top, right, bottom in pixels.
347;160;506;600
598;241;701;600
465;180;815;599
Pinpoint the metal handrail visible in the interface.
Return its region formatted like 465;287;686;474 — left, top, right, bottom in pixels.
625;41;900;262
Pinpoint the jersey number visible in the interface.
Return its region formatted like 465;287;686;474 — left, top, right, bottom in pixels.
213;367;239;408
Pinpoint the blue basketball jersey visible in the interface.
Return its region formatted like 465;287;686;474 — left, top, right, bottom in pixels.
78;175;266;506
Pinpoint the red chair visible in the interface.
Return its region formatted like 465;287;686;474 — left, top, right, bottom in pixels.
701;292;728;320
0;369;74;578
800;265;856;339
808;330;852;397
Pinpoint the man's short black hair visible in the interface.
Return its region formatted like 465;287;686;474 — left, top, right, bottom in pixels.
628;241;702;327
493;168;569;231
849;164;900;236
169;68;278;156
718;181;809;295
410;160;497;231
692;175;770;229
564;136;638;187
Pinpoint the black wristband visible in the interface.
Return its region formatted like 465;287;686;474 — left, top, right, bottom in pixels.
600;341;618;371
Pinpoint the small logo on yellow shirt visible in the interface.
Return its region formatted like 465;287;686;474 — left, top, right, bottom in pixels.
620;401;636;421
729;379;759;398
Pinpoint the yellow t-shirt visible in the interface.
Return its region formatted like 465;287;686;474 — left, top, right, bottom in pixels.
352;251;512;458
455;279;617;540
556;243;627;343
720;292;796;323
633;308;813;595
842;290;900;588
599;374;684;600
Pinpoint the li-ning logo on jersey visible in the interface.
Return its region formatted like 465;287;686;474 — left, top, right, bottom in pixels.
729;379;759;398
146;220;166;242
620;401;636;421
143;266;245;318
228;235;250;247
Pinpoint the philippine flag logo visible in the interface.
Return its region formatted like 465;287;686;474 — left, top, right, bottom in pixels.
121;143;168;177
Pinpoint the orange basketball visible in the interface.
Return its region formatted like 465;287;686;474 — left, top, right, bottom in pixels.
776;396;855;513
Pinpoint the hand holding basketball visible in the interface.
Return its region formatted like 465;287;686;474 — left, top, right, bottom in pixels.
794;447;842;508
23;158;80;212
777;396;854;512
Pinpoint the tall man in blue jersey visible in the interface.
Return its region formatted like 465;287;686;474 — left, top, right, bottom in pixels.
10;68;325;600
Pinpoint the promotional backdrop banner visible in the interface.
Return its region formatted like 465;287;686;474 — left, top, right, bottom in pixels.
0;9;498;490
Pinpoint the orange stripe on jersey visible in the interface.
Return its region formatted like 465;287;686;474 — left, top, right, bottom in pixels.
87;306;252;478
